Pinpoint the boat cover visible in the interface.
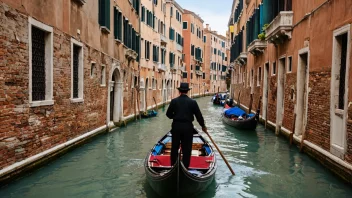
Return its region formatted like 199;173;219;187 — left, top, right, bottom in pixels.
224;107;247;117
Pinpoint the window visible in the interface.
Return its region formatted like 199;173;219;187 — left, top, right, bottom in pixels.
141;6;145;22
114;8;122;41
29;18;54;107
191;73;193;79
91;62;96;77
98;0;110;32
71;39;84;102
191;23;194;33
169;27;175;40
101;65;106;86
191;45;194;56
250;69;254;87
287;56;292;73
133;0;140;15
257;67;262;86
183;21;188;29
145;40;150;60
170;6;173;16
272;62;276;76
203;36;206;43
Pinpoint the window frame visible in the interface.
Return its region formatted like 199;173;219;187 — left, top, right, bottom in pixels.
28;17;54;107
70;38;84;103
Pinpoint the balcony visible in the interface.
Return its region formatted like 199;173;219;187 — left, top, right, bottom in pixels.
158;63;166;72
124;48;138;61
179;64;186;72
248;39;267;56
176;44;183;52
265;11;294;45
235;52;247;66
195;71;203;76
160;34;168;45
170;63;178;71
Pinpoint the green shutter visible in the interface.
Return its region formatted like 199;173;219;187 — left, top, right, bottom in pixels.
105;0;110;30
114;8;117;39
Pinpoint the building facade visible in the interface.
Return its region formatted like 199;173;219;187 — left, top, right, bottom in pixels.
0;0;228;180
0;0;140;171
204;25;229;93
182;10;205;97
228;0;352;182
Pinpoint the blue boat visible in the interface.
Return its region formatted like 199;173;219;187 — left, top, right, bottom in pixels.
222;107;258;130
142;110;158;118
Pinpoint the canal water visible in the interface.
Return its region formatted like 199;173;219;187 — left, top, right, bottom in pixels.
1;96;352;198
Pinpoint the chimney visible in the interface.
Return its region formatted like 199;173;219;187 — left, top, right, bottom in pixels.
206;24;209;29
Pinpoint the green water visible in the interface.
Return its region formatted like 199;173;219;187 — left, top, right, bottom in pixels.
0;97;351;198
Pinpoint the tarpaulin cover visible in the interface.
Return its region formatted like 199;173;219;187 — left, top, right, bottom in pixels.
224;107;247;117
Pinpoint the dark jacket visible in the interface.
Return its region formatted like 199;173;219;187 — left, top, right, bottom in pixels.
166;94;205;127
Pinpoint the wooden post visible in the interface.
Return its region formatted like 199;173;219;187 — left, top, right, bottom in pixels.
248;94;253;114
300;130;309;152
265;102;268;129
136;88;141;120
133;88;137;120
237;91;241;107
153;97;158;112
290;113;296;146
256;96;262;122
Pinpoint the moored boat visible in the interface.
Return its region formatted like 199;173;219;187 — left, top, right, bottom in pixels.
141;110;158;118
222;106;258;130
144;130;217;196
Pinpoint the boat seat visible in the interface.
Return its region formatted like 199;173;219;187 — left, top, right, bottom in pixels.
149;155;214;169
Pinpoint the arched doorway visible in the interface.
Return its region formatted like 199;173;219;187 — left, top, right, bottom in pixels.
109;68;123;123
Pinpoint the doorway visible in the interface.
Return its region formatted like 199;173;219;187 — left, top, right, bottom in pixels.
295;48;309;136
110;69;123;123
263;62;269;121
330;25;350;158
276;57;286;132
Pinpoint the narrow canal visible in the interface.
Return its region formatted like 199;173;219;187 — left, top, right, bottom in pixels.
1;96;352;198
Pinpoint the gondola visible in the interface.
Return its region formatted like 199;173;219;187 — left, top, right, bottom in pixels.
211;92;228;105
222;106;258;130
141;110;158;118
145;130;217;197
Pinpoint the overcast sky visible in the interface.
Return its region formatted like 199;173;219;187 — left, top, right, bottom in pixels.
176;0;233;36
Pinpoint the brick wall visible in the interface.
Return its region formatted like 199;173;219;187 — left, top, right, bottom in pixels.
282;73;297;131
0;2;140;169
305;71;331;151
267;76;277;123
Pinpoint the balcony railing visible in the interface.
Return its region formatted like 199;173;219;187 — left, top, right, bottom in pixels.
160;34;168;44
176;43;183;52
158;63;166;72
248;39;267;56
265;11;294;45
195;71;203;76
235;52;247;66
179;64;186;72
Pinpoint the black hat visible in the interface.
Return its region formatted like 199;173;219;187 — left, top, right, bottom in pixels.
177;83;191;91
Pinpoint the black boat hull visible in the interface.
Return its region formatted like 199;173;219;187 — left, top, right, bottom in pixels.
222;114;257;130
145;132;217;196
145;158;216;196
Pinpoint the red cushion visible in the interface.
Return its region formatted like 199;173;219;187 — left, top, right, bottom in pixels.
149;155;214;169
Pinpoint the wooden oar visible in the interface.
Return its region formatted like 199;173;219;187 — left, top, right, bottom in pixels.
203;130;235;175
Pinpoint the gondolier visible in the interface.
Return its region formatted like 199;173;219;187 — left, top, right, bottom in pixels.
166;83;207;169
